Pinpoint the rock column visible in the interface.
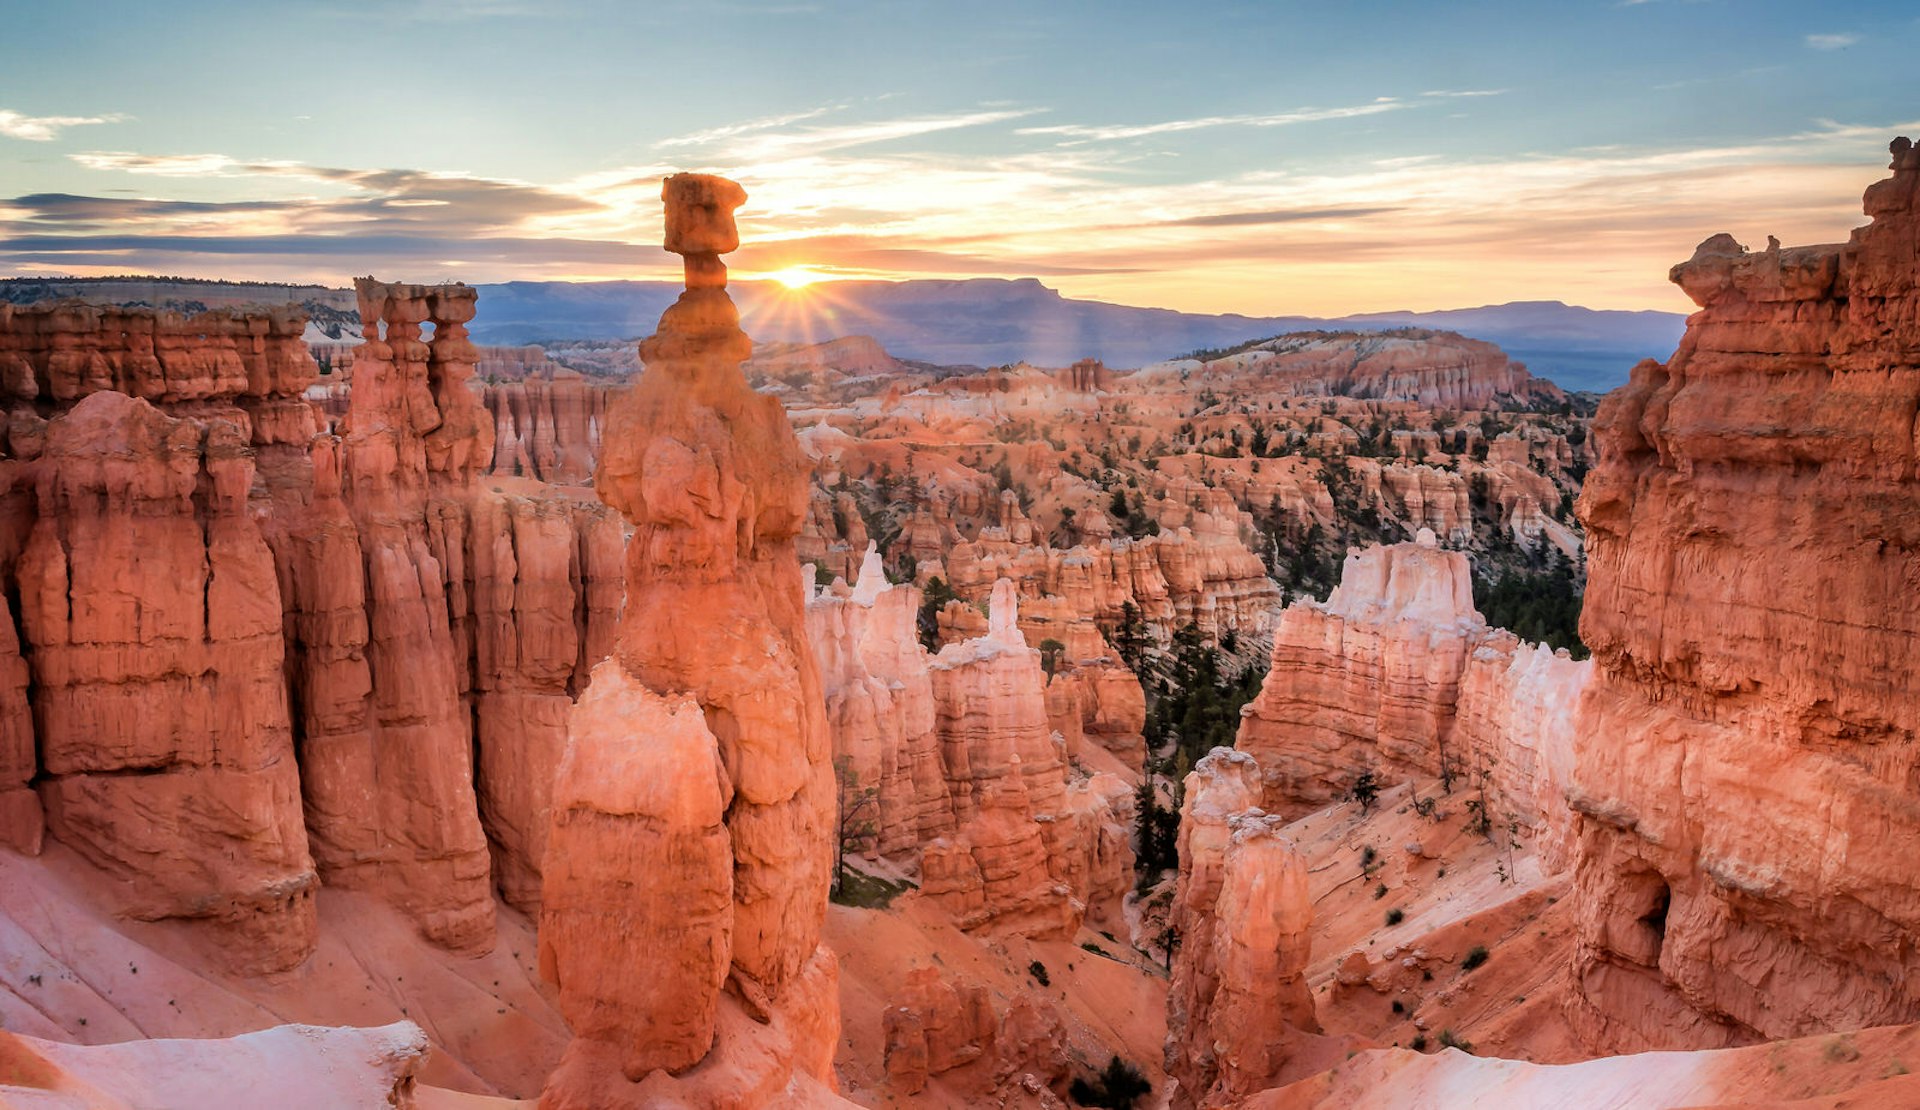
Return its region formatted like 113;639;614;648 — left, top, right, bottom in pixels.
537;174;841;1107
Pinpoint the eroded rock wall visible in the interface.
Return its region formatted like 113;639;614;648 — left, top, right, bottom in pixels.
1567;140;1920;1050
0;290;622;970
1165;749;1316;1110
811;560;1134;936
1236;530;1587;861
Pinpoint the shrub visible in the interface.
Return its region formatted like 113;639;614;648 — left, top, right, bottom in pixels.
1461;945;1489;971
1028;960;1050;987
1350;771;1380;813
1409;1034;1428;1051
1385;908;1405;926
1068;1056;1152;1110
1439;1029;1474;1052
1373;882;1388;900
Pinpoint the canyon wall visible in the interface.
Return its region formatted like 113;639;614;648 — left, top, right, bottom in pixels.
1182;330;1562;409
481;371;613;485
1236;530;1587;867
1567;139;1920;1050
808;553;1134;935
941;491;1280;653
0;290;620;971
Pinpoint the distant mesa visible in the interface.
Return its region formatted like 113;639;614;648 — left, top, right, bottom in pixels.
0;273;1684;393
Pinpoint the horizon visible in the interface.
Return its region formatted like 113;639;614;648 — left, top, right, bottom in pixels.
0;269;1686;323
2;1;1914;316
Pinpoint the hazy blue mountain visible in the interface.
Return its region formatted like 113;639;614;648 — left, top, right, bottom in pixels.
1;275;1687;393
470;278;1684;392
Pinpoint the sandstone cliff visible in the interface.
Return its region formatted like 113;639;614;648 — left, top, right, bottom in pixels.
1567;138;1920;1050
810;557;1135;937
1165;749;1317;1109
0;289;622;971
1236;530;1587;865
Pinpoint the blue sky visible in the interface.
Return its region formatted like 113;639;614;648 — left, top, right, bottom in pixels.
0;0;1914;313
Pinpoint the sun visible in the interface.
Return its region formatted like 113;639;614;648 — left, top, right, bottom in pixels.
765;266;828;290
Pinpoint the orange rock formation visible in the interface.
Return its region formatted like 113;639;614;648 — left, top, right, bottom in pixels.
1568;138;1920;1050
810;555;1134;936
1165;749;1318;1109
1237;529;1588;864
0;288;620;974
535;173;844;1107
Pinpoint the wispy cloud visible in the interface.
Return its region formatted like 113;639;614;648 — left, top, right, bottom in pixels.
655;107;841;149
0;109;127;142
10;116;1917;316
1017;99;1407;143
1805;32;1860;50
1151;206;1401;228
660;106;1044;160
1018;90;1507;145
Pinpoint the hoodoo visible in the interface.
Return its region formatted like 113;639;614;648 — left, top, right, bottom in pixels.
536;174;846;1107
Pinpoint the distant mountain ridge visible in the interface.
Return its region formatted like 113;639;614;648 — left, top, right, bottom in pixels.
0;275;1686;392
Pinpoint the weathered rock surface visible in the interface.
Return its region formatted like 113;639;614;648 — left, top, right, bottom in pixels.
294;277;496;954
810;556;1134;936
1237;530;1587;859
942;500;1279;656
880;966;996;1092
482;370;613;485
1165;749;1317;1109
1567;140;1920;1051
1181;330;1562;409
919;581;1130;935
0;1020;430;1109
0;285;622;970
536;173;844;1107
19;390;317;972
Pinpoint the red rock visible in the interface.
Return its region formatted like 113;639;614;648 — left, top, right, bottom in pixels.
1237;531;1587;863
18;391;317;973
536;174;842;1105
1567;141;1920;1050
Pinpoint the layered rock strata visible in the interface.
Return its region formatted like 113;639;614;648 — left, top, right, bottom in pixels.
536;173;842;1107
810;558;1134;935
880;966;1071;1101
1236;530;1587;866
942;501;1279;652
1567;140;1920;1049
296;277;497;952
19;390;318;970
0;290;621;969
482;371;615;484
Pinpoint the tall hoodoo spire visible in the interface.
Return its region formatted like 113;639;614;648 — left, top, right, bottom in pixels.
536;175;844;1107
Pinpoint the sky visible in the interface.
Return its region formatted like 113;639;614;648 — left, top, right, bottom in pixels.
0;0;1914;316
